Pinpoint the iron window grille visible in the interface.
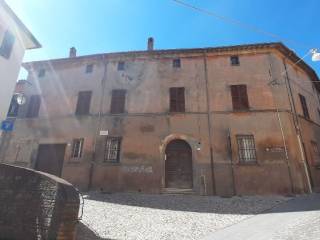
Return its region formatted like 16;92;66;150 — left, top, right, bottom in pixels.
311;141;320;166
173;59;181;68
71;138;84;158
86;64;93;73
299;94;310;119
104;137;121;163
236;135;257;163
117;61;125;71
0;30;15;59
230;55;240;66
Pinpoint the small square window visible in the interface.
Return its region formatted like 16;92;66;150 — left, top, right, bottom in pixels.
71;138;84;158
38;69;46;78
230;56;240;66
86;64;93;73
173;59;181;68
104;137;121;163
118;61;125;71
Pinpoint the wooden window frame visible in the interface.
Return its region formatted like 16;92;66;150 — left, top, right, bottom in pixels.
310;141;320;167
26;95;41;118
230;55;240;66
71;138;84;158
117;61;125;71
104;137;122;163
38;69;46;78
85;64;94;73
110;89;126;114
7;96;19;117
169;87;185;113
75;91;92;115
230;84;249;111
236;134;257;164
299;94;310;119
0;30;15;59
173;58;181;68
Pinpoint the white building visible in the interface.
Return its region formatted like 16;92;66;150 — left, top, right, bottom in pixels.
0;0;40;133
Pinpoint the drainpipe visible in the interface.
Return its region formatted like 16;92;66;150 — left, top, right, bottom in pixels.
282;59;312;193
203;50;216;195
88;55;108;190
267;55;294;194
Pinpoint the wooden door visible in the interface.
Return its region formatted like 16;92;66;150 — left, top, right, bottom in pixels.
165;139;193;189
35;144;66;177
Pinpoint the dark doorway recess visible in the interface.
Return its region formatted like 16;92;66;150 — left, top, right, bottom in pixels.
35;144;66;177
165;139;193;189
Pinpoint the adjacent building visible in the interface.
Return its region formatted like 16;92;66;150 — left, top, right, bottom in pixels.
1;40;320;196
0;0;41;134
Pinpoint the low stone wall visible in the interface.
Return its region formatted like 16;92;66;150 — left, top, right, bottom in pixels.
0;163;80;240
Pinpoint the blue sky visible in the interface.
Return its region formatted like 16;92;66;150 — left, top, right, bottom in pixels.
6;0;320;77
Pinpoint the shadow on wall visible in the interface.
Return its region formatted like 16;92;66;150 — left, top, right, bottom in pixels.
83;192;320;215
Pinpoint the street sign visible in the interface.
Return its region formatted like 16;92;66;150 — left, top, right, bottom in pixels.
1;120;14;132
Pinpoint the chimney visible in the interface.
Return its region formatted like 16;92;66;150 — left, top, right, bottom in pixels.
69;47;77;58
147;37;154;51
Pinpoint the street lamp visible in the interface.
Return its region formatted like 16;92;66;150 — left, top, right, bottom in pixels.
311;49;320;62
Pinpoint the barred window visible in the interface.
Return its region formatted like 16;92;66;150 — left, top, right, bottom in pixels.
236;135;257;163
71;138;84;158
311;141;320;166
104;137;121;163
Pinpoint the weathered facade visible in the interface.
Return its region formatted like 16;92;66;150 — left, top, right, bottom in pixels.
1;42;320;196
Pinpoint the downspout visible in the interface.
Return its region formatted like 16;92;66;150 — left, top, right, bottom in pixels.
282;59;312;193
203;50;216;195
267;54;293;194
88;54;108;190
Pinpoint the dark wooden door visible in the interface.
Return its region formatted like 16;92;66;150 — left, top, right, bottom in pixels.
35;144;66;177
165;139;193;189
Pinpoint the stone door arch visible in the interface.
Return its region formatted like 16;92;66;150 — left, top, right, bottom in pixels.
165;139;193;189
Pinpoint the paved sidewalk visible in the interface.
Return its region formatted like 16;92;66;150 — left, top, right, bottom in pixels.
204;194;320;240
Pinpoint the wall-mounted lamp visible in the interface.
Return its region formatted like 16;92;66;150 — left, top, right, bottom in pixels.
196;142;201;151
15;93;27;105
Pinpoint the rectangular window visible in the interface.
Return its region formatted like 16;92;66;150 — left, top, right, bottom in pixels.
0;30;15;59
299;94;310;119
110;89;126;114
230;85;249;111
170;87;185;112
86;64;93;73
311;141;320;166
38;69;46;78
71;138;84;158
230;56;240;66
104;137;121;163
117;61;125;71
173;59;181;68
236;135;257;163
26;95;41;118
75;91;92;115
7;96;19;117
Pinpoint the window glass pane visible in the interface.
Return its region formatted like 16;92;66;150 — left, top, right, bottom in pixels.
0;30;15;59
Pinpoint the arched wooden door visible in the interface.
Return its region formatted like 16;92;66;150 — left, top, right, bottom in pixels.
165;139;193;189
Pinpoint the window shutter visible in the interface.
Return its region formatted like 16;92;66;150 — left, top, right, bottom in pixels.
75;91;92;115
111;90;126;114
26;95;41;118
170;87;185;112
231;85;249;110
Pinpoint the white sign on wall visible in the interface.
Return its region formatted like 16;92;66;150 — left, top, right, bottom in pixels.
99;130;109;136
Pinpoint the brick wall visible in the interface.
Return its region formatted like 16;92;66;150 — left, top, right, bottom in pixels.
0;163;80;240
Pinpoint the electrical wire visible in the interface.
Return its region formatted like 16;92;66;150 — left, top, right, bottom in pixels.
171;0;316;50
